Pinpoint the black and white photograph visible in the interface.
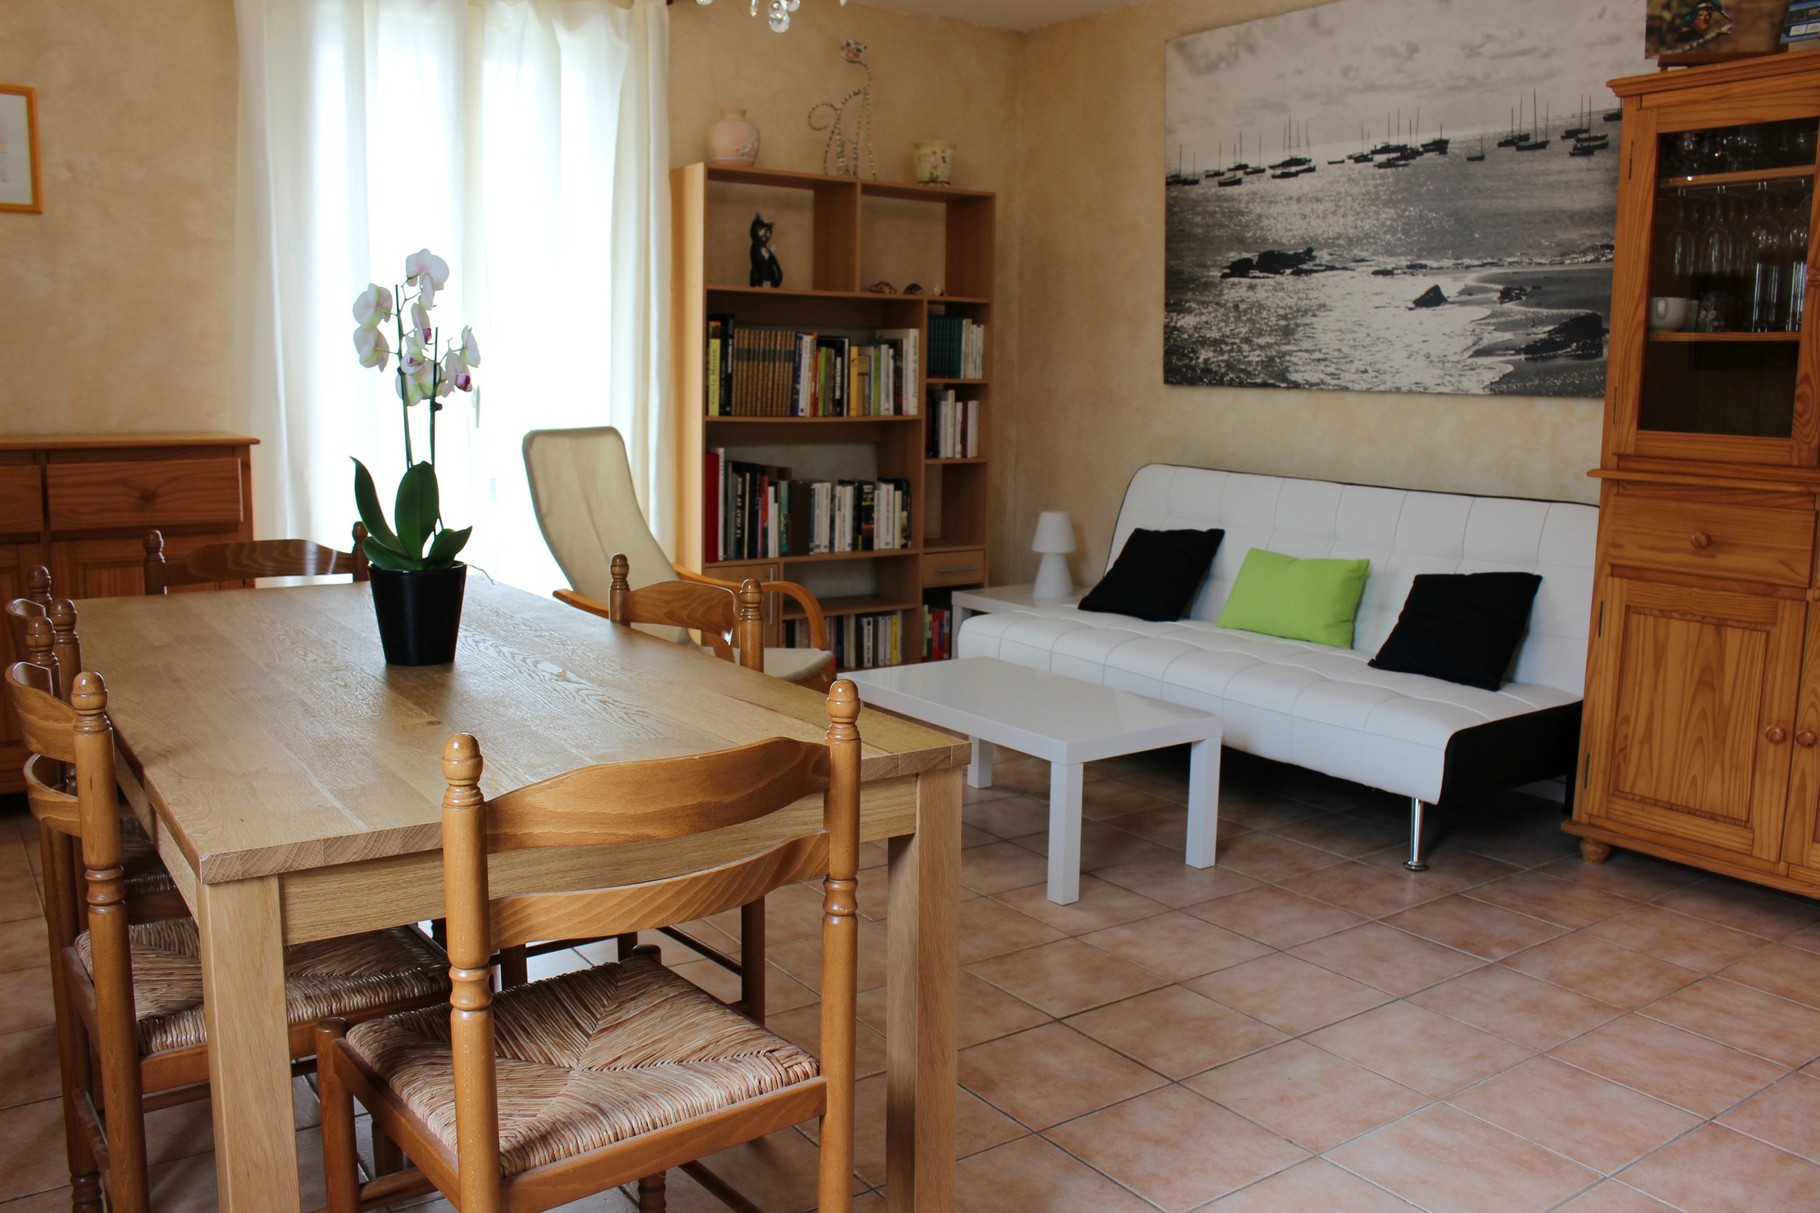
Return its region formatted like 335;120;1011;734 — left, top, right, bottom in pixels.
1164;0;1656;396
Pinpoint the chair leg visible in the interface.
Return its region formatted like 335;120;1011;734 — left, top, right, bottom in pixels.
1405;798;1430;872
315;1020;363;1213
738;900;767;1025
636;1171;667;1212
614;932;639;961
498;944;529;990
42;829;102;1210
371;1119;404;1177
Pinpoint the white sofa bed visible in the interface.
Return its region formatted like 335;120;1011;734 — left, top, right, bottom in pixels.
958;465;1598;869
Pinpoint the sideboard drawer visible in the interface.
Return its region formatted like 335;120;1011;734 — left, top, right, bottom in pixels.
1603;489;1815;587
921;548;987;588
46;458;245;533
0;464;43;534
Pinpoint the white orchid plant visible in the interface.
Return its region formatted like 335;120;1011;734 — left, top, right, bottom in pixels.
350;248;478;571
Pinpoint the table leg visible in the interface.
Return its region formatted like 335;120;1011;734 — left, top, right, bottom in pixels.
1185;735;1221;869
1046;761;1085;904
885;766;961;1213
197;877;300;1212
967;736;996;789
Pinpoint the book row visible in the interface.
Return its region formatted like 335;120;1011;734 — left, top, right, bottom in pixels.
705;316;919;417
923;606;956;662
926;389;982;459
706;451;911;561
929;315;986;379
821;611;906;671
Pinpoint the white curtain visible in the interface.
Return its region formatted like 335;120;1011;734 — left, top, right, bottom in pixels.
232;0;672;594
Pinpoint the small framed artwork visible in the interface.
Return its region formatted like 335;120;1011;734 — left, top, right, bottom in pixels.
1648;0;1792;63
0;85;41;214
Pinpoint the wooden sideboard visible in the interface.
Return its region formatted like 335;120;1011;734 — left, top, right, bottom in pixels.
0;433;257;792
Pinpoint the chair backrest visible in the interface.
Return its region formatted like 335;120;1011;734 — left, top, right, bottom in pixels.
435;679;863;1206
5;661;149;1189
604;552;764;669
523;426;675;602
143;525;369;594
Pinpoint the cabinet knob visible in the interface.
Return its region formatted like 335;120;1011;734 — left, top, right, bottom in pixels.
1767;725;1789;744
1800;730;1818;748
1690;530;1713;549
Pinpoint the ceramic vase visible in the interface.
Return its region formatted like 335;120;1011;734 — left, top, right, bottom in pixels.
707;109;760;166
913;140;955;185
369;563;467;665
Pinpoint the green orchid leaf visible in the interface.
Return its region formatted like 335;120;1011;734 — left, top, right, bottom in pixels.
393;461;440;559
425;525;472;568
362;533;424;572
351;459;401;549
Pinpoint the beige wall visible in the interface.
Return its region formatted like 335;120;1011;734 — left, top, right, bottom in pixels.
0;0;239;435
1014;0;1605;586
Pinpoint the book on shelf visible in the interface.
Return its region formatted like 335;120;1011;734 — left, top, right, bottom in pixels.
704;320;922;417
925;388;981;458
927;315;986;379
707;471;911;560
823;611;905;671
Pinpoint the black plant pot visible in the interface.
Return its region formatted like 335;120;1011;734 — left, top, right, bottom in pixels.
369;563;467;666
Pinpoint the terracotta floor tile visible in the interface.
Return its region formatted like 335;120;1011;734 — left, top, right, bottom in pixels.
1462;870;1638;928
958;1024;1165;1130
1203;1158;1419;1211
1381;895;1565;960
1643;977;1820;1066
1722;943;1820;1009
1657;879;1820;939
1307;1001;1533;1097
963;794;1052;840
1549;1181;1680;1212
1535;852;1706;900
1330;1104;1598;1213
1276;860;1456;918
765;917;889;993
1184;885;1366;949
0;876;43;928
0;919;47;976
1502;933;1701;1009
1067;986;1285;1079
824;1075;1023;1187
1097;803;1248;851
764;1004;887;1081
1211;830;1350;882
1449;1056;1700;1172
1409;965;1622;1051
1267;813;1403;859
955;897;1065;965
1079;780;1181;821
1184;954;1392;1036
1354;846;1522;891
1719;1073;1820;1163
0;1099;70;1200
966;937;1166;1018
1551;1013;1786;1117
1444;818;1583;870
1081;910;1272;981
1007;819;1178;874
952;1135;1155;1213
1186;1040;1429;1151
1288;923;1483;996
985;758;1057;798
1046;1084;1307;1211
1620;1123;1820;1210
958;840;1051;895
686;1127;827;1213
0;968;53;1036
0;1190;81;1212
0;1028;60;1112
1217;789;1329;832
991;875;1167;935
1585;903;1774;971
1090;855;1261;908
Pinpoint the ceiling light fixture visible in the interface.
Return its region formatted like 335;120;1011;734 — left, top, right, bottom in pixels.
695;0;846;33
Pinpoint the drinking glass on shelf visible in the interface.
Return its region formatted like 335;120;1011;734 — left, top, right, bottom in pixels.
1786;192;1811;331
1670;190;1701;282
1749;186;1785;332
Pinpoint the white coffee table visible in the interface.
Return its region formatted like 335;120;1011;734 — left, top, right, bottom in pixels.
848;656;1221;904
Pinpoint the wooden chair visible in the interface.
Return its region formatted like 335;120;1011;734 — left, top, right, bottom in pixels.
142;524;369;594
544;554;770;1019
317;679;863;1213
4;661;453;1213
523;425;834;688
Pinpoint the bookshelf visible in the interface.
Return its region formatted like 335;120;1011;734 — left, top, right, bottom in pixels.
669;163;995;670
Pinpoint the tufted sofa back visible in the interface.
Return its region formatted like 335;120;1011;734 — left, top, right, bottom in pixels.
1106;466;1599;696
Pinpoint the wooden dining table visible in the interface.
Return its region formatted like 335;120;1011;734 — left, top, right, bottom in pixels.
76;578;968;1212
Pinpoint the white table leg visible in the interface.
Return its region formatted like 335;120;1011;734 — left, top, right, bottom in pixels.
1185;735;1221;869
968;736;996;789
1046;760;1085;904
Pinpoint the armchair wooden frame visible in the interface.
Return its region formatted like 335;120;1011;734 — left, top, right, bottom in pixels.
317;681;863;1213
142;524;369;594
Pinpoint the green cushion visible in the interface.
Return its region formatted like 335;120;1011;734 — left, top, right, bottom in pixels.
1216;548;1372;648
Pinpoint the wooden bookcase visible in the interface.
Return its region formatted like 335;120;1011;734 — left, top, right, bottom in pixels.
668;163;995;670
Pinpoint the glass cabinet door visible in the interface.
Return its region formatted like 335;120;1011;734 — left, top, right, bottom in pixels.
1637;115;1817;447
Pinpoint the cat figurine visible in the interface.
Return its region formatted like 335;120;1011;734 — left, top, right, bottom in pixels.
749;212;784;289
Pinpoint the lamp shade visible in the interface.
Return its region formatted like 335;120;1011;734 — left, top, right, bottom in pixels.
1031;511;1076;555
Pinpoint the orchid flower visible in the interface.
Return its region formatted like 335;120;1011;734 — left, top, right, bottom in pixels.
353;325;391;371
410;301;433;343
404;248;450;290
457;326;481;366
442;350;475;392
352;283;394;327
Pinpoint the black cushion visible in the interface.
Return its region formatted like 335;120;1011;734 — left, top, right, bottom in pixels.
1369;571;1543;691
1078;528;1224;622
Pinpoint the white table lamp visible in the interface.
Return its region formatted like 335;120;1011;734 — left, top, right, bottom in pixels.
1031;510;1076;601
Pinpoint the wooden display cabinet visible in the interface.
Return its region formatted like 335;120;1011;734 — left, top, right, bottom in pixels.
0;434;257;792
668;164;996;670
1572;55;1820;895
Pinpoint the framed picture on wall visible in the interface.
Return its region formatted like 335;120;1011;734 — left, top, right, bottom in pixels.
0;85;42;214
1649;0;1793;63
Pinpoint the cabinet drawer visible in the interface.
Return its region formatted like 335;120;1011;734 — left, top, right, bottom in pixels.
46;458;244;533
921;548;987;587
1603;491;1815;587
0;464;43;534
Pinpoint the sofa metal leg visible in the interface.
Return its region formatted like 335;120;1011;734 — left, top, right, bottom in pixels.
1405;798;1429;872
